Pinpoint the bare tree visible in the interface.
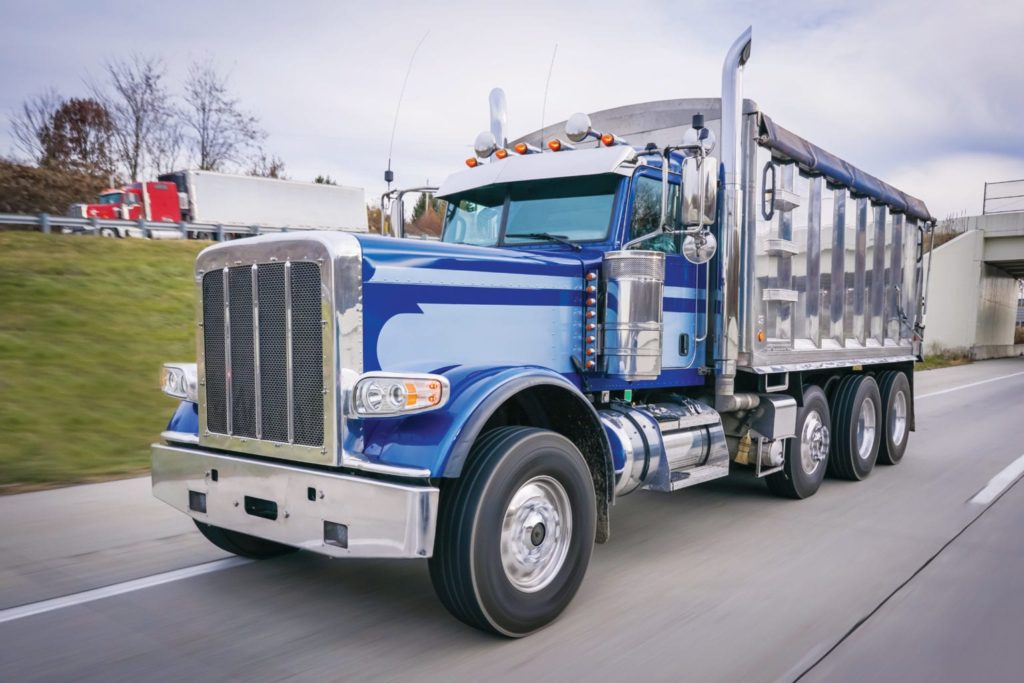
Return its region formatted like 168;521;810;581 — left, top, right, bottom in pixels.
43;98;115;175
91;55;172;181
181;59;265;171
9;88;63;164
147;109;184;175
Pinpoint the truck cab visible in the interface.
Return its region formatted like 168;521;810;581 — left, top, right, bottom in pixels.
151;28;933;637
70;181;182;236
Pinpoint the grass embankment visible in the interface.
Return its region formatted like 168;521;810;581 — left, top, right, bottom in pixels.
0;232;206;492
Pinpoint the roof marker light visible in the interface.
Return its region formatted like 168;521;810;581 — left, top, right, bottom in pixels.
466;158;479;168
514;142;541;155
495;148;509;159
547;139;574;152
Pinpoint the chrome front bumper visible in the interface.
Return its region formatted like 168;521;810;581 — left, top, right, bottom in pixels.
151;443;438;558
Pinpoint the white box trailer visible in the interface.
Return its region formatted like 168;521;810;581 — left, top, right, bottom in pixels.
157;170;368;232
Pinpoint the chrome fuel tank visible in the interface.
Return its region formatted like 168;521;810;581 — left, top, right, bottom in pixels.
601;251;665;381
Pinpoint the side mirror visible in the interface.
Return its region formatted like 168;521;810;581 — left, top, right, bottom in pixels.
388;196;405;238
680;156;719;228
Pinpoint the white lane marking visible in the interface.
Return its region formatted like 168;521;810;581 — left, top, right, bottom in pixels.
0;556;251;625
970;454;1024;506
917;370;1024;400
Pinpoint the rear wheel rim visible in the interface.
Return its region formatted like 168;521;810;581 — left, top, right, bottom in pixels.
891;391;907;446
500;475;572;593
857;396;877;460
800;410;830;475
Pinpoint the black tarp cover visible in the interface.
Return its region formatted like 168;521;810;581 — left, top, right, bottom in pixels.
759;115;933;222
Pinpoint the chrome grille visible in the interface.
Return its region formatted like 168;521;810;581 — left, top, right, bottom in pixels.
202;261;324;447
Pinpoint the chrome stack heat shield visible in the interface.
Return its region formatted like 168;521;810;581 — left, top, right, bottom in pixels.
601;251;665;381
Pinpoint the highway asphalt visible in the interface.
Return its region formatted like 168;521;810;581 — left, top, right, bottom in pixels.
2;358;1023;682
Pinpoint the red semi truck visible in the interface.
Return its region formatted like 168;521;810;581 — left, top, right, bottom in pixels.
68;170;368;237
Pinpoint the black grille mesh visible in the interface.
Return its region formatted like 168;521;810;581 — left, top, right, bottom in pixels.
291;262;324;446
202;261;324;448
228;267;256;438
202;273;226;434
257;263;289;442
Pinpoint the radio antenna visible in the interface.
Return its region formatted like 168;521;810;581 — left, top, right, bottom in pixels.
539;43;558;148
385;30;429;192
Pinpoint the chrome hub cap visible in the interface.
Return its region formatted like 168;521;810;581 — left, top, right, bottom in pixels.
800;410;830;475
500;475;572;593
891;391;907;446
856;397;877;460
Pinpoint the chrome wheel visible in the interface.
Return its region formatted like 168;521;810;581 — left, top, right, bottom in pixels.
891;391;907;446
500;475;572;593
856;396;877;460
800;410;830;475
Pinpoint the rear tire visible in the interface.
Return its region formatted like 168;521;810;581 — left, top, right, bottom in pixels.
766;385;831;499
877;371;911;465
429;426;596;637
193;520;298;559
827;375;882;480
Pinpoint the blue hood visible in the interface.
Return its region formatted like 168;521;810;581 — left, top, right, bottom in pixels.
356;234;587;374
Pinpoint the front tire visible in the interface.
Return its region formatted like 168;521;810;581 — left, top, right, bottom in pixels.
193;521;298;559
429;427;596;637
766;385;831;499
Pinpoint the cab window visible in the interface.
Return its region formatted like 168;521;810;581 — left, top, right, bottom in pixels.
629;175;679;254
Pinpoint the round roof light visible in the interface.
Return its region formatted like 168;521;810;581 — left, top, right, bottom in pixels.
565;112;594;143
474;130;498;159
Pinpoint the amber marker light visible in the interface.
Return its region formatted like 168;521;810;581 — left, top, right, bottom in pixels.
514;143;528;154
757;330;766;342
548;139;562;152
495;149;509;159
600;133;615;146
465;158;479;168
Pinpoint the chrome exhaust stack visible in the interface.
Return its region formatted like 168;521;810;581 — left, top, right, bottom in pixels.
715;26;755;413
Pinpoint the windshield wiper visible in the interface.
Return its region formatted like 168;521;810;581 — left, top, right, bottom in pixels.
513;232;582;251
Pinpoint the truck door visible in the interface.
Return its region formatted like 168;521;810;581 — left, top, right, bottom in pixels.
625;172;701;370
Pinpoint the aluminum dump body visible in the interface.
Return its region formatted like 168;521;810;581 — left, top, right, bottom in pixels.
520;99;932;374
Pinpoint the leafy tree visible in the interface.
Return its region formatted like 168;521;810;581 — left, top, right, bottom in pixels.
181;58;265;171
314;174;337;185
408;192;445;237
41;98;115;175
366;204;382;234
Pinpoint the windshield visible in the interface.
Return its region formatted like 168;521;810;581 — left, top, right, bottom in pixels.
97;192;123;205
442;175;619;247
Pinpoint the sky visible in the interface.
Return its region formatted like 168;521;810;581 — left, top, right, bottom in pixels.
1;0;1022;218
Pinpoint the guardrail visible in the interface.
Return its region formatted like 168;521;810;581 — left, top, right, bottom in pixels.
0;213;319;241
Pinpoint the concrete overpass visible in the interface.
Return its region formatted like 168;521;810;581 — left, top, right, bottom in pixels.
926;210;1024;358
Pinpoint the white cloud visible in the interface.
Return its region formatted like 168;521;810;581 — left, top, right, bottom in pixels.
1;0;1022;218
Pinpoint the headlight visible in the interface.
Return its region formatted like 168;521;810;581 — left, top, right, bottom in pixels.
161;362;198;402
353;373;449;417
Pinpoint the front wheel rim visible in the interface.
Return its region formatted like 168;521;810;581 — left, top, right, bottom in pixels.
500;475;572;593
857;396;877;460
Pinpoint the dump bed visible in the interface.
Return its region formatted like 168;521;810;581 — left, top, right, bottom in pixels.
740;112;931;372
521;98;933;374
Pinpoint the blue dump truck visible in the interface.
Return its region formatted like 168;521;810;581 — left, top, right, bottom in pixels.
154;28;934;636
